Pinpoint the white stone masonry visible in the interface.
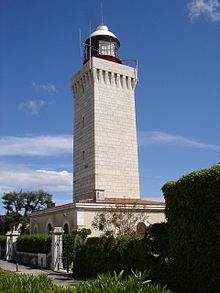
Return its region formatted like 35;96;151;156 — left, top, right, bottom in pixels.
72;57;140;201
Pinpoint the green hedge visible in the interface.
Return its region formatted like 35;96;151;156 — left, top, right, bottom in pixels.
162;165;220;293
0;268;173;293
17;234;51;254
0;236;6;250
74;235;150;278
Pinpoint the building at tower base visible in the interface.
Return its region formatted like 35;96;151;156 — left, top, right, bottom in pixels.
30;199;165;236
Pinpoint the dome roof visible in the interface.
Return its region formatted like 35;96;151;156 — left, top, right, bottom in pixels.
89;24;118;39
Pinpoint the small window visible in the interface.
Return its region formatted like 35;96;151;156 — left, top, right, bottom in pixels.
82;151;85;161
82;116;85;128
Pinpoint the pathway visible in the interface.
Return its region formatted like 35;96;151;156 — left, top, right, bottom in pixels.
0;259;81;287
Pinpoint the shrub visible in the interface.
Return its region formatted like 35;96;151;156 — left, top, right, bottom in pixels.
17;234;51;254
144;223;169;285
162;164;220;293
63;229;91;270
0;236;6;250
73;235;150;278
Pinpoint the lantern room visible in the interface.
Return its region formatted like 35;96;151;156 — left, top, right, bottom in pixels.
84;24;121;64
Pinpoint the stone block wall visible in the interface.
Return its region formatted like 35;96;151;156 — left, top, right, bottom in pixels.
72;57;140;201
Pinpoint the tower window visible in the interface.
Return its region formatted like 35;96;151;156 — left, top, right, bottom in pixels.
82;151;85;161
82;116;85;128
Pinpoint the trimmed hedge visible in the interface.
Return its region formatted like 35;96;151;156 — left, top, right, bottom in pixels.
0;236;6;250
162;165;220;293
17;234;51;254
74;235;150;278
0;268;173;293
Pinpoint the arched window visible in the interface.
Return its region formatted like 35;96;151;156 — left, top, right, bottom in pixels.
63;223;69;234
47;223;52;234
136;222;147;236
33;224;39;234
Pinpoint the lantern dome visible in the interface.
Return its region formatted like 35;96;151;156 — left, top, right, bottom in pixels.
84;24;121;65
89;24;117;39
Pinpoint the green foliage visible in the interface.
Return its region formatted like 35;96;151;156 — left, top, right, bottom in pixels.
74;235;150;278
145;223;168;261
162;165;220;293
0;268;173;293
2;190;53;233
0;236;6;249
17;234;52;254
144;223;169;285
0;271;54;293
79;228;91;241
92;205;148;237
63;229;91;270
75;270;173;293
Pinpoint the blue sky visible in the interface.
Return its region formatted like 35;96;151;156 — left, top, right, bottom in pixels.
0;0;219;213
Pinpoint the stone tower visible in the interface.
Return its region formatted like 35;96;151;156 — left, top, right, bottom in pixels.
72;24;140;202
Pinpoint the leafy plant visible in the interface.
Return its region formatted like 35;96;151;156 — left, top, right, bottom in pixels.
0;268;173;293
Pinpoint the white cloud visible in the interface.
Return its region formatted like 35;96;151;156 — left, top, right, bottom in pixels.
18;99;47;115
32;81;57;95
0;135;73;156
0;165;73;195
138;131;220;151
187;0;220;22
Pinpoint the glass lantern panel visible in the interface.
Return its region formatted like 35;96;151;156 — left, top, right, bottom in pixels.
99;40;117;56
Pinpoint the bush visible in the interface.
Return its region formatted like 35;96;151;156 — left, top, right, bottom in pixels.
0;236;6;250
73;235;150;278
0;268;173;293
17;234;51;254
63;229;91;270
162;164;220;293
144;223;169;285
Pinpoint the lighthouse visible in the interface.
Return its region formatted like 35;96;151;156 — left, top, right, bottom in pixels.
30;24;165;236
72;24;140;202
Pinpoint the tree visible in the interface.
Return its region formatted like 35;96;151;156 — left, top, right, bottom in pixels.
2;190;53;233
92;205;149;237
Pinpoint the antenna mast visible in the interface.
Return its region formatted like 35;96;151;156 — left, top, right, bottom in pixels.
89;21;92;69
79;28;83;62
100;0;104;24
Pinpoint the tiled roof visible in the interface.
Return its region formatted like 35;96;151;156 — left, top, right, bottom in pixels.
78;198;165;206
